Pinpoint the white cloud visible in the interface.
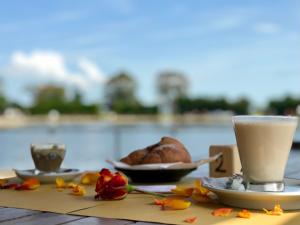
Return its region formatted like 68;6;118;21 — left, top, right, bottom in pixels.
254;22;281;34
5;50;106;89
78;58;106;83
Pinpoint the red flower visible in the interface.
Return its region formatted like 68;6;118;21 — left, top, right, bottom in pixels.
95;168;129;200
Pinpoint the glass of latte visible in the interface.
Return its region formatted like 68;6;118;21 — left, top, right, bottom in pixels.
233;115;298;192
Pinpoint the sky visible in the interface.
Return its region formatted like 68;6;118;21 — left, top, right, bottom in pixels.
0;0;299;107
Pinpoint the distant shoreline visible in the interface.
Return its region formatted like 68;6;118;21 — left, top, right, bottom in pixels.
0;113;233;129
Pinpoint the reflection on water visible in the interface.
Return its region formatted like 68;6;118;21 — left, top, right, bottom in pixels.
0;123;299;175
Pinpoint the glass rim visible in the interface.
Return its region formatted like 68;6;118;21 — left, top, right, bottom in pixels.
232;115;298;123
30;143;65;149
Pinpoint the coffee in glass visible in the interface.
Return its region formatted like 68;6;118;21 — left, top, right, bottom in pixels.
233;116;298;192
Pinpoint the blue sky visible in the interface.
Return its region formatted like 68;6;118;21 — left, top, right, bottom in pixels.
0;0;299;107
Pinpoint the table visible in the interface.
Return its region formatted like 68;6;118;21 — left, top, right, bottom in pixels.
2;150;300;225
0;207;159;225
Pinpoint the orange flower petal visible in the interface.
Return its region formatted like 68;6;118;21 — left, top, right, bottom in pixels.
24;178;40;189
0;179;7;187
81;172;100;185
154;198;191;210
194;179;209;195
212;208;232;217
23;178;40;188
237;209;251;218
154;198;166;206
263;204;283;216
55;177;65;189
163;198;191;210
16;178;40;190
72;185;86;196
184;216;198;223
192;192;211;203
171;186;194;197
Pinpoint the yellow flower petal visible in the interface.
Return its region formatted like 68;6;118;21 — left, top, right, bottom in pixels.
194;179;209;195
237;209;251;218
67;182;77;189
72;185;86;196
55;177;65;189
0;179;7;187
192;192;211;203
171;186;194;197
80;172;99;185
163;198;191;210
263;204;283;216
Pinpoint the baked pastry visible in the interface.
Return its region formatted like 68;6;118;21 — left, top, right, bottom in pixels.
120;137;192;165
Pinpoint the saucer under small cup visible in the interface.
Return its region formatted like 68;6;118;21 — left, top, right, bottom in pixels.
202;177;300;210
14;168;82;183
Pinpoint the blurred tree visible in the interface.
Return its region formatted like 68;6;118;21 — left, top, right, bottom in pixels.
29;85;99;114
230;97;250;115
156;71;189;114
176;96;250;115
267;96;300;115
0;79;7;113
104;72;139;111
30;85;66;114
72;89;83;105
68;89;99;114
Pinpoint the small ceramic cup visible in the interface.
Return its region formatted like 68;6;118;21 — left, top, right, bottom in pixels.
31;144;66;173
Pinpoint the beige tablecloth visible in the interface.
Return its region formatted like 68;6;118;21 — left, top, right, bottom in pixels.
0;172;299;224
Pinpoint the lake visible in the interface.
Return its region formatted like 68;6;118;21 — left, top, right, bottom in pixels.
1;122;300;177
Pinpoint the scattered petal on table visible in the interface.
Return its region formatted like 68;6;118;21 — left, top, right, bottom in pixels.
81;172;100;185
163;198;191;210
171;186;194;197
154;198;165;206
154;197;191;210
191;179;213;203
263;204;283;215
56;177;66;189
67;182;77;188
194;179;209;195
212;208;232;217
237;209;251;218
72;185;86;196
0;179;7;187
16;178;40;190
184;216;198;223
191;192;211;203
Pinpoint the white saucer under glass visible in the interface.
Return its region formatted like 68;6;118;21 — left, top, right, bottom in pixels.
202;177;300;210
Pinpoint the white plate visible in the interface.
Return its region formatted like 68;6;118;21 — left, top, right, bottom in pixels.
14;168;83;183
202;177;300;210
106;152;222;171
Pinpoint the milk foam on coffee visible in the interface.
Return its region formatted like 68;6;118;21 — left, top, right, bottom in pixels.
233;117;298;183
